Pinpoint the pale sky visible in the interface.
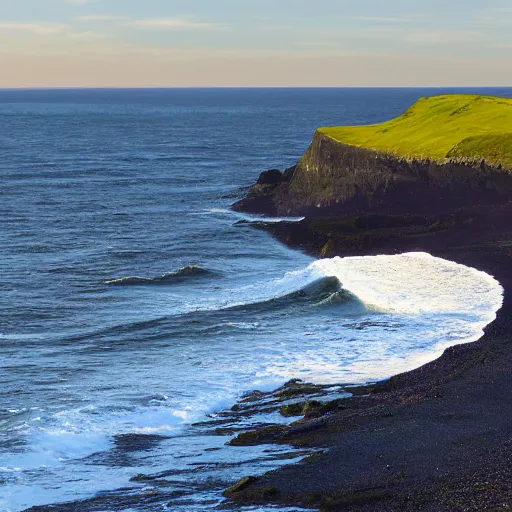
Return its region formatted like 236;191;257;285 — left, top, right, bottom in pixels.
1;0;512;87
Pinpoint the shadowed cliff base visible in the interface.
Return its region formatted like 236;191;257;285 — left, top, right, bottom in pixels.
233;133;512;218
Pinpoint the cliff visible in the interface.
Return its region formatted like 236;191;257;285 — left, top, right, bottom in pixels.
233;95;512;217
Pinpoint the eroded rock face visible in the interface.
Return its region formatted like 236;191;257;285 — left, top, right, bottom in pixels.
234;132;512;218
232;166;294;215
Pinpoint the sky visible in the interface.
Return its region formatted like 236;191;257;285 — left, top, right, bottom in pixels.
0;0;511;87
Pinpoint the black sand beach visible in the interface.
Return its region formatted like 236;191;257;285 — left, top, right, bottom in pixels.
225;204;512;511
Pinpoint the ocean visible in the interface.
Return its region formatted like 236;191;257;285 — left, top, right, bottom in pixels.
0;88;508;511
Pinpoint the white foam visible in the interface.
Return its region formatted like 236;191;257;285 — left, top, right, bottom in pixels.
255;252;503;383
205;251;502;319
310;252;503;317
192;208;305;223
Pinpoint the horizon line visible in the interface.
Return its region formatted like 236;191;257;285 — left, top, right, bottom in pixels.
1;85;512;91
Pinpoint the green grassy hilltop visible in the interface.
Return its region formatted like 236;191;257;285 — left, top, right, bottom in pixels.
320;94;512;168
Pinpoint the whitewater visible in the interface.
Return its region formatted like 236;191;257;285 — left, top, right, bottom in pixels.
0;250;503;511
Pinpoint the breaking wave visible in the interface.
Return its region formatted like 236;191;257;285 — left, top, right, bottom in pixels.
105;265;216;286
99;253;502;340
212;251;502;320
308;252;503;317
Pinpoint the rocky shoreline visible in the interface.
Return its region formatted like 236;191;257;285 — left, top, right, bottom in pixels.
224;160;512;510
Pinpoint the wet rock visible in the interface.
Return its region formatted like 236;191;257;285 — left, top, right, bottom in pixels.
279;400;323;417
239;390;266;403
228;425;290;446
223;476;259;497
304;398;347;418
346;378;397;397
273;379;327;399
130;473;149;482
279;402;305;417
261;486;280;500
346;384;375;396
113;433;168;452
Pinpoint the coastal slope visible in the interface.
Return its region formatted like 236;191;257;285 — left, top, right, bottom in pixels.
234;94;512;217
320;94;512;164
228;94;512;510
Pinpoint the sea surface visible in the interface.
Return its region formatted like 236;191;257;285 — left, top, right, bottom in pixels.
0;88;509;511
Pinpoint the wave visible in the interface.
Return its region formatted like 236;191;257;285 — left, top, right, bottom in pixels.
105;265;216;286
308;252;503;317
215;276;362;318
213;252;503;334
74;276;360;344
101;253;503;339
248;275;357;307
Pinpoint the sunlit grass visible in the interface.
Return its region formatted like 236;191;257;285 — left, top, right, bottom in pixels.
320;94;512;168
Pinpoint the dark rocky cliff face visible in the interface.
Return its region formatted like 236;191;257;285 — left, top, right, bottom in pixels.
233;132;512;217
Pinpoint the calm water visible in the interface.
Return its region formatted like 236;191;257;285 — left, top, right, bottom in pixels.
0;88;508;511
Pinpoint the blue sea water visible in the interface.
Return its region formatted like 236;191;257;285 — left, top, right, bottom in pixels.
0;88;508;511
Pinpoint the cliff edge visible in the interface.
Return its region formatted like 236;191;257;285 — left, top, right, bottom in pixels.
234;94;512;217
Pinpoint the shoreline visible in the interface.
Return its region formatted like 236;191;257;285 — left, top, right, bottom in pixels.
224;204;512;510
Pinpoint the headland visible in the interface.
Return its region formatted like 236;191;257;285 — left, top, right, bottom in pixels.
234;94;512;218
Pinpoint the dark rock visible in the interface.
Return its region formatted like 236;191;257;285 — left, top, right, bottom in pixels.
280;400;323;417
304;398;346;419
279;402;306;417
239;390;266;403
231;182;283;216
113;433;168;452
257;169;283;185
228;425;290;446
262;486;280;500
273;380;327;399
282;165;297;181
234;131;512;218
223;476;259;497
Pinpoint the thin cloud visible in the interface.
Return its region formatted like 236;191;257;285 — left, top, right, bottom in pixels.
294;41;338;48
132;17;228;31
406;30;483;45
63;0;98;4
259;24;293;31
0;22;68;35
473;8;512;26
66;31;109;40
74;15;128;22
0;21;107;41
352;16;424;24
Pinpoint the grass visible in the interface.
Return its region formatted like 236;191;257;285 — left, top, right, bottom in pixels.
319;95;512;168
